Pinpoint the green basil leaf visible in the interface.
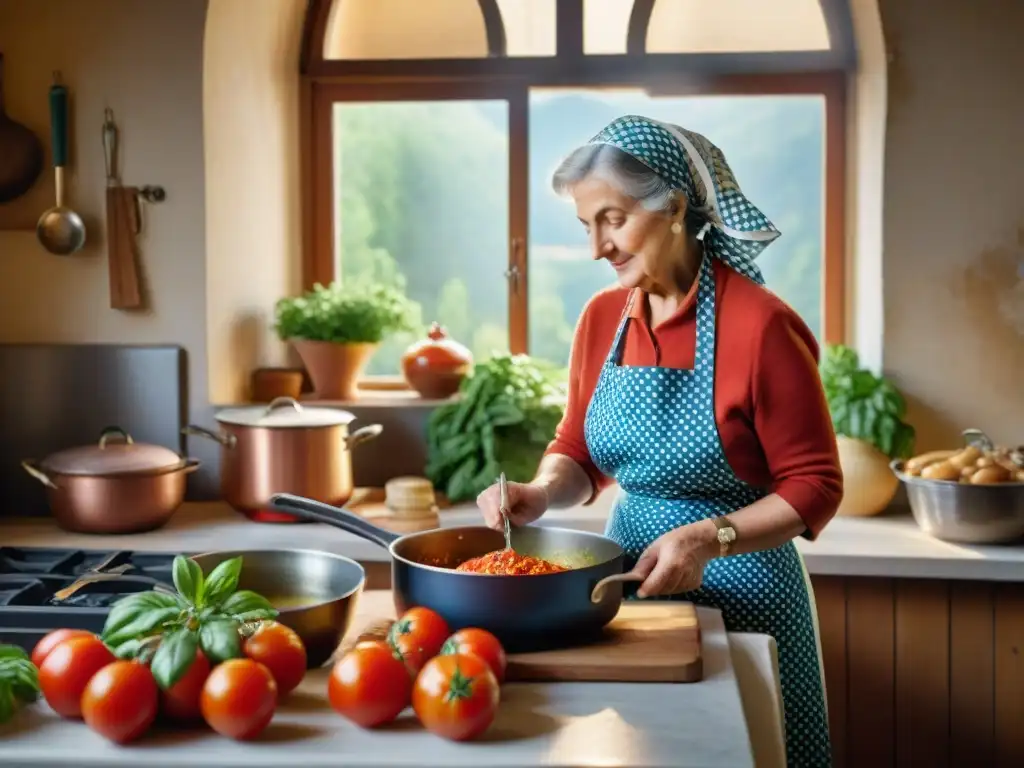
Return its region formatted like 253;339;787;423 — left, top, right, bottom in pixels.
0;644;29;662
103;591;181;637
112;638;145;660
199;620;242;663
173;556;204;605
150;629;199;690
0;657;39;705
202;557;243;607
220;590;277;619
103;605;182;647
0;684;14;725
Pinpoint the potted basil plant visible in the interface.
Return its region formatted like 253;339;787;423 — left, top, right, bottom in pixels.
820;344;916;517
274;280;418;400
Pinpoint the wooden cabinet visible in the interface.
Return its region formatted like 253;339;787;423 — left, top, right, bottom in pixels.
812;576;1024;768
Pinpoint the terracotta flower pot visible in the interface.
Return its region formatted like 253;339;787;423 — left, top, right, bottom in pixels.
291;339;377;401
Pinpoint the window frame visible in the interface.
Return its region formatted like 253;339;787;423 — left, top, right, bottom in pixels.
299;0;850;389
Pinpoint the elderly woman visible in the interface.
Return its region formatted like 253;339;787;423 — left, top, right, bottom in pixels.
477;116;841;766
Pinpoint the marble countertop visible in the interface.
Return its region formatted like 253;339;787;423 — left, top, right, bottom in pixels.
0;596;758;767
3;493;1024;581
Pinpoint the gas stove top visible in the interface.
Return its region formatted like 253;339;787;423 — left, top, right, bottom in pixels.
0;546;189;654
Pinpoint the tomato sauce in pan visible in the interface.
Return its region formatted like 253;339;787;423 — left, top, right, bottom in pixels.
454;549;568;576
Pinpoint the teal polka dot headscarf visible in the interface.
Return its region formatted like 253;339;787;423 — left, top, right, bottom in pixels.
589;115;780;286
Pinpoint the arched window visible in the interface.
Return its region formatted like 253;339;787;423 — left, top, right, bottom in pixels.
301;0;854;379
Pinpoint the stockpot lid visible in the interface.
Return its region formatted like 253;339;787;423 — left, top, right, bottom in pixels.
41;428;185;476
214;397;356;429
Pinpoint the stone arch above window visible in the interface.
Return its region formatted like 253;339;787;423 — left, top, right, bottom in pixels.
314;0;848;63
321;0;560;60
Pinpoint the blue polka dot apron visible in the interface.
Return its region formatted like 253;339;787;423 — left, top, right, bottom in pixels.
584;255;832;767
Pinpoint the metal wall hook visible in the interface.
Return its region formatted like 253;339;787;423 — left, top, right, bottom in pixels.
139;186;166;203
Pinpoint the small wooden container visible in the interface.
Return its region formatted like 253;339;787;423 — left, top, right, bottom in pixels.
250;367;304;402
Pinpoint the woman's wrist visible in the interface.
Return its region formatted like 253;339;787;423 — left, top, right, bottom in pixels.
678;518;721;561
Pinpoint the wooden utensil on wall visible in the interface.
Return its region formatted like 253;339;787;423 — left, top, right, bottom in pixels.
102;109;143;310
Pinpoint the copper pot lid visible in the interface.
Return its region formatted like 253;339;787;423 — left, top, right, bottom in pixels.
41;427;186;476
214;396;356;428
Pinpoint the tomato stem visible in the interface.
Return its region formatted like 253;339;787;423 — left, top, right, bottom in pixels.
444;666;476;702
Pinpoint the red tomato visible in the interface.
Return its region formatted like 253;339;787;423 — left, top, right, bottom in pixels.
38;635;116;718
441;628;507;683
30;628;96;669
328;640;412;728
412;652;500;741
242;621;307;695
389;606;450;673
81;661;159;743
200;658;278;740
159;649;211;722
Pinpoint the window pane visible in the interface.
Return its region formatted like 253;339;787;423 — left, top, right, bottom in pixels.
333;101;509;376
583;0;634;55
528;89;825;368
646;0;831;54
324;0;489;60
496;0;557;57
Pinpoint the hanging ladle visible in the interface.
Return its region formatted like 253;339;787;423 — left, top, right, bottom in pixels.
36;72;85;255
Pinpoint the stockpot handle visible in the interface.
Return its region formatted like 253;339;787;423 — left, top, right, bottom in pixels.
268;493;401;548
182;425;236;448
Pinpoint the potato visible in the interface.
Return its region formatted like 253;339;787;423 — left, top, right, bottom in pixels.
968;465;1012;484
1015;470;1024;483
975;456;996;469
948;446;983;470
904;450;956;475
921;461;961;481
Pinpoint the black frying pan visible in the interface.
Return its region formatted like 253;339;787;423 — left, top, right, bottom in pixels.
0;54;43;203
268;493;641;653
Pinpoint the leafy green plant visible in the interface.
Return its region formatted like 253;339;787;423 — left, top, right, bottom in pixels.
101;555;277;689
274;280;419;345
426;354;564;502
0;645;39;724
820;344;915;459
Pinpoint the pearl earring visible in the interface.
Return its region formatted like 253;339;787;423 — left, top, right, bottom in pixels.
671;222;683;235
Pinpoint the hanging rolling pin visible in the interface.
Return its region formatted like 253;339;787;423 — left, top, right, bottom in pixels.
36;73;85;255
102;108;143;310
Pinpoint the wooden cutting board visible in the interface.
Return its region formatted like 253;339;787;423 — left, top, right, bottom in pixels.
343;590;703;683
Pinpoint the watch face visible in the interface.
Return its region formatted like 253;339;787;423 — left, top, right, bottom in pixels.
717;527;737;545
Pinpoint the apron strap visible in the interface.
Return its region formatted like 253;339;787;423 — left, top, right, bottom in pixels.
607;290;637;366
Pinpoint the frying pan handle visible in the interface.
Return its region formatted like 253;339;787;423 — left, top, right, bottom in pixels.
268;493;400;548
590;572;644;604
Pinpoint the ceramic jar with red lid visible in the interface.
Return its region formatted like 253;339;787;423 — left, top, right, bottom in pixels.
401;322;473;399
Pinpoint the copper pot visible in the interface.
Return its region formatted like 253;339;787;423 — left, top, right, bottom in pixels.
21;427;200;534
183;397;382;524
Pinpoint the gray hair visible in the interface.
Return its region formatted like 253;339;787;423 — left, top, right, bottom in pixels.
551;143;708;232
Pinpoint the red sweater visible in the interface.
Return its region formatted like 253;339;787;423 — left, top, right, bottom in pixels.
546;261;842;540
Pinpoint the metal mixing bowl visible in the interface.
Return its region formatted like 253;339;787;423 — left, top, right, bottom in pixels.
891;461;1024;544
191;548;365;668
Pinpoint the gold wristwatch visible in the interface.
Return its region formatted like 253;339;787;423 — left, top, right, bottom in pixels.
712;516;737;557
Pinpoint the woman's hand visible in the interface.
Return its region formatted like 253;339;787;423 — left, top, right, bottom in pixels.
476;481;549;530
630;521;719;598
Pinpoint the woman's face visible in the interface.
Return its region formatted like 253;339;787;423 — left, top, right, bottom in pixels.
570;175;679;292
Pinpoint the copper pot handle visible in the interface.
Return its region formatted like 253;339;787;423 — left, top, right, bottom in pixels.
182;425;237;448
21;459;57;489
98;426;134;448
181;458;202;474
345;424;383;450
